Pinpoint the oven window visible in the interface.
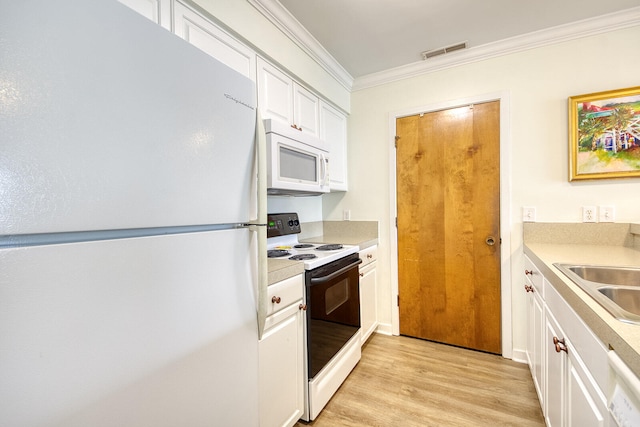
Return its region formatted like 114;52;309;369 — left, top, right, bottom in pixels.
279;146;317;182
325;279;349;315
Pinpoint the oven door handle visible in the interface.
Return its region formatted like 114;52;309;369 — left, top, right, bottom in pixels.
310;258;363;285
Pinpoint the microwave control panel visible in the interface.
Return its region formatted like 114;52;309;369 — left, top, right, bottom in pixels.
267;213;301;238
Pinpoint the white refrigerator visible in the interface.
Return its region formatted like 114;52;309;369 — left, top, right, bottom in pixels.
0;1;265;426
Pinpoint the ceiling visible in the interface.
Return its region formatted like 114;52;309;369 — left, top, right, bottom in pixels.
277;0;640;79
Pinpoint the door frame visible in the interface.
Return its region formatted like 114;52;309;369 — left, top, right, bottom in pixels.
388;91;513;358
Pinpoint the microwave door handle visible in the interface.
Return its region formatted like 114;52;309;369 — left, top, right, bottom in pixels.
309;258;363;285
320;153;329;187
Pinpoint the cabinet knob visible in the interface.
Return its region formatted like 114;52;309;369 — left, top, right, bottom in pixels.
525;269;533;276
367;254;373;259
359;273;364;277
524;284;534;293
553;336;568;353
271;296;281;304
299;303;307;311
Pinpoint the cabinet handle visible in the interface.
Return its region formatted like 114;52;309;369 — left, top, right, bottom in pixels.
525;270;533;276
367;254;373;259
553;336;568;353
359;272;364;277
271;296;281;304
299;303;307;311
290;124;303;132
524;284;534;293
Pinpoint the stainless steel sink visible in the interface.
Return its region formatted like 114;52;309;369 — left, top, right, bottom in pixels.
554;263;640;325
564;265;640;287
597;287;640;316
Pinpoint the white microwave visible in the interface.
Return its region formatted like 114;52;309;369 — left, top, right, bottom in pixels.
264;119;329;196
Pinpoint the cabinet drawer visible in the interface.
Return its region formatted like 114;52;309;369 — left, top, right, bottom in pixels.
267;274;304;316
359;246;378;267
525;255;544;296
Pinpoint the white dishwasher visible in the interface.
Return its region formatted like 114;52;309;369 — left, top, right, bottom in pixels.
609;351;640;426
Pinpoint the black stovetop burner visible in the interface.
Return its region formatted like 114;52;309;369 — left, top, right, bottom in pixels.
267;249;291;258
294;244;315;249
289;254;317;261
315;244;344;251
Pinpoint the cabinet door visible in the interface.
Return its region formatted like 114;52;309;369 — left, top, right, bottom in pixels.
293;83;320;138
545;310;566;427
532;290;545;409
173;1;256;81
320;101;348;191
117;0;171;29
257;58;294;125
566;344;607;427
259;301;305;427
359;260;377;344
526;281;545;409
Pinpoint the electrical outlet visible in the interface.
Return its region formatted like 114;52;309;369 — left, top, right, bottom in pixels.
582;206;597;223
522;207;536;222
343;209;351;221
599;205;615;223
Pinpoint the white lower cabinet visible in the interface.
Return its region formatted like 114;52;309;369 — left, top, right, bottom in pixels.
524;256;545;408
359;246;378;344
525;256;608;427
259;275;305;427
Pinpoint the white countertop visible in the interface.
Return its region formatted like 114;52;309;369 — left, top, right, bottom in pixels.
524;242;640;376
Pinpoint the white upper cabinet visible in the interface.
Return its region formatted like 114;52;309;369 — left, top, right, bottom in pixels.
293;84;320;138
257;57;320;140
173;1;256;81
257;58;294;124
117;0;171;29
320;101;348;191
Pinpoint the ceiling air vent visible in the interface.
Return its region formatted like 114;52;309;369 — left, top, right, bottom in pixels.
421;41;467;60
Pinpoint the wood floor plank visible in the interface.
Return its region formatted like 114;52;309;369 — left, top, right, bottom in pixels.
298;334;544;427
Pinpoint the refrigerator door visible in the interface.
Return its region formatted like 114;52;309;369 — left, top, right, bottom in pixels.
0;229;258;427
0;0;257;235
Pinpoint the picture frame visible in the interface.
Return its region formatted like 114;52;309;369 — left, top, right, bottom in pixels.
568;86;640;181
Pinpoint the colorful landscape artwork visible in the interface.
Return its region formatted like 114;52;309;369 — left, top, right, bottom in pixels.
569;87;640;180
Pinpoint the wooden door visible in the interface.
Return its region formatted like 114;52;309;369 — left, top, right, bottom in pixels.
396;101;501;354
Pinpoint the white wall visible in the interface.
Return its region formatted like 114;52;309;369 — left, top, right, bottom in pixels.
192;0;350;112
267;195;323;223
323;25;640;355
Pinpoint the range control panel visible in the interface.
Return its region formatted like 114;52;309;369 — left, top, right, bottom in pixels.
267;213;301;238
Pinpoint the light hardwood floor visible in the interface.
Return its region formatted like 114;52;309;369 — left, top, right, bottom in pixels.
297;334;544;427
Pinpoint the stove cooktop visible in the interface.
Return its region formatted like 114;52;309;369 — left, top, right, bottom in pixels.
267;236;358;270
266;212;359;269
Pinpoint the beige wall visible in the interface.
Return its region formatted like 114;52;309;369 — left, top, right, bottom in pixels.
323;25;640;355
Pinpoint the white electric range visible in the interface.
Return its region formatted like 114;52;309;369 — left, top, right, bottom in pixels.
266;212;362;422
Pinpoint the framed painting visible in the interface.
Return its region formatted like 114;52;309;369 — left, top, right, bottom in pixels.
568;86;640;181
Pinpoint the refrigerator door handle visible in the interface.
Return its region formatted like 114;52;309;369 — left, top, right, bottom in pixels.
254;113;268;339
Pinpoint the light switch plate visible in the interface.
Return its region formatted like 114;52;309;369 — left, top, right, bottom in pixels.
522;207;536;222
599;205;615;222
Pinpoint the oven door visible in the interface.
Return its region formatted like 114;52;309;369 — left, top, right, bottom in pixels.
266;131;329;196
305;253;362;379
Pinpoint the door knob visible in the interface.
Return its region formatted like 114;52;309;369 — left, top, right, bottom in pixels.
485;236;496;246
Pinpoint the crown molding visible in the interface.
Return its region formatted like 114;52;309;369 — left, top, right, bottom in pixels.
247;0;354;91
352;6;640;91
248;2;640;93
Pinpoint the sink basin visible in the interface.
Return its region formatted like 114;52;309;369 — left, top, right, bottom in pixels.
598;287;640;316
554;263;640;325
565;265;640;287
